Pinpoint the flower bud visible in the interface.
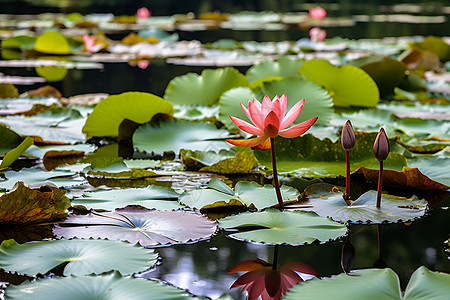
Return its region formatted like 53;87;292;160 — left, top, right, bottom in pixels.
341;120;355;151
373;128;390;161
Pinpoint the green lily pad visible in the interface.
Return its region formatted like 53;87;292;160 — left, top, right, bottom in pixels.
284;266;450;300
71;186;181;211
35;64;68;82
82;92;174;138
164;67;249;105
5;271;198;300
0;238;158;276
218;209;347;245
173;104;219;120
255;77;334;125
133;120;231;154
296;183;427;224
34;31;72;55
179;177;299;210
0;137;33;169
0;125;24;155
182;149;258;174
245;57;304;87
218;87;257;130
83;160;159;179
0;168;87;191
299;59;379;107
1;35;36;50
53;206;217;247
408;155;450;187
411;36;450;62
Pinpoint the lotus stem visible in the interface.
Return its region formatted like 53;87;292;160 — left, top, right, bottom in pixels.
376;160;383;208
345;151;350;200
270;137;284;211
272;245;279;270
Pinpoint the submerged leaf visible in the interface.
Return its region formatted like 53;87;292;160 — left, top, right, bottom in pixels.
53;206;217;247
0;238;158;276
0;182;70;224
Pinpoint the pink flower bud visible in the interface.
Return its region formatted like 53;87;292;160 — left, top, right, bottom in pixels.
309;7;327;20
136;7;151;19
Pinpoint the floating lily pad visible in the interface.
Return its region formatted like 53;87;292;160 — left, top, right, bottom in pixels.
182;149;258;174
0;181;70;224
1;35;36;50
53;206;217;247
0;168;87;191
5;271;198;300
218;209;347;245
296;183;427;224
0;238;158;276
284;266;450;300
245;57;304;87
0;125;24;155
83;160;159;178
71;186;181;211
218;87;257;130
133;120;231;154
299;59;379;107
82;92;174;138
179;177;299;210
164;67;249;105
34;31;72;55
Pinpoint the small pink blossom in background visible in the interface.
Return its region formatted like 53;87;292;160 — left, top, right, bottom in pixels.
137;60;149;69
82;34;96;53
136;7;151;19
309;6;326;19
309;27;326;42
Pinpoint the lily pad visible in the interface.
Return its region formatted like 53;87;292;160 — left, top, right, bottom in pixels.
411;36;450;62
0;137;33;169
133;120;231;154
218;209;347;245
182;149;258;174
299;59;379;107
0;125;24;155
164;67;249;105
245;57;304;87
296;183;427;224
71;186;181;211
5;271;199;300
284;266;450;300
0;168;87;191
1;35;36;50
0;181;70;224
0;238;158;276
218;87;257;130
82;92;174;138
179;177;299;210
53;206;217;247
255;77;334;125
34;31;72;55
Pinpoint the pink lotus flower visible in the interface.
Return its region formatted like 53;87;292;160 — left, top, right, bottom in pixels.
136;7;151;19
226;94;318;150
82;34;96;53
229;259;319;300
309;6;326;19
309;27;326;42
137;60;149;69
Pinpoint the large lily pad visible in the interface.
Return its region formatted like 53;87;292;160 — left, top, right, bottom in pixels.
217;86;257;130
284;266;450;300
82;92;174;137
296;183;427;224
255;77;334;125
133;120;231;154
179;177;299;210
299;59;379;107
0;181;70;224
34;31;72;55
164;67;249;105
5;271;198;300
218;209;347;245
0;238;158;276
71;186;181;211
53;206;217;247
245;57;304;86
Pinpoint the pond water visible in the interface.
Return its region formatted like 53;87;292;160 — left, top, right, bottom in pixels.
1;1;450;299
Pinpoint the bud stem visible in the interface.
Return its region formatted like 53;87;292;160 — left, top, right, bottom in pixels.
270;137;284;211
376;160;383;208
345;151;350;200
